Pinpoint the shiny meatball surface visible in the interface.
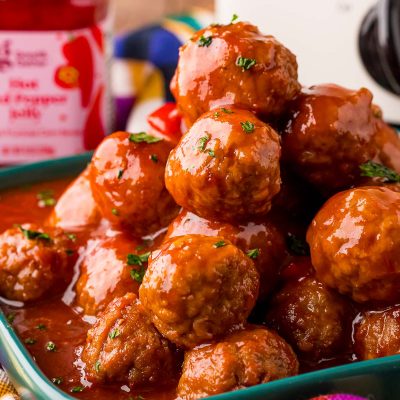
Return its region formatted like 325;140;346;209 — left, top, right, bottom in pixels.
282;84;400;192
171;21;300;126
165;107;281;222
267;276;352;359
76;231;144;315
0;224;75;301
139;234;259;348
82;293;177;387
165;209;286;299
307;187;400;303
177;326;299;399
90;131;179;236
354;306;400;360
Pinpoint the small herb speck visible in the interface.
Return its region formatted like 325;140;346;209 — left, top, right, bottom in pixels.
214;241;226;248
37;323;46;330
71;386;84;393
95;361;101;373
197;135;210;152
231;14;239;23
240;121;255;133
236;56;256;71
109;329;120;339
129;132;163;144
25;338;36;345
208;149;216;157
52;377;63;385
7;313;15;324
150;154;158;163
111;208;119;216
46;341;56;352
117;169;124;179
198;35;212;47
221;107;234;114
246;248;260;259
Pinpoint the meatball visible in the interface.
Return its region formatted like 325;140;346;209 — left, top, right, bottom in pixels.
282;84;400;192
48;168;100;230
177;326;299;399
307;187;400;303
354;306;400;360
267;276;352;359
171;21;300;126
165;107;281;222
82;293;177;387
75;231;145;315
139;234;259;348
90;131;179;236
0;224;75;301
165;209;286;299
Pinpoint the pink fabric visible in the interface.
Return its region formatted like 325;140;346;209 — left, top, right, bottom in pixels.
310;395;367;400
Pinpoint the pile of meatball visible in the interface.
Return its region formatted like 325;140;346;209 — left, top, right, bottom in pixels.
1;19;400;400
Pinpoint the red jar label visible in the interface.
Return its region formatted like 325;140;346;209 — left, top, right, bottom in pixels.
0;25;107;163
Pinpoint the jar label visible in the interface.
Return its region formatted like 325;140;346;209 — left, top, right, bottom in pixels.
0;26;107;163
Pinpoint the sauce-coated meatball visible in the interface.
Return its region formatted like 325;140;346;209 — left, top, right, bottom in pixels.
139;234;259;348
307;187;400;303
282;84;400;192
177;326;299;399
171;21;300;126
48;168;100;230
0;224;75;301
82;293;177;387
354;306;400;360
165;209;286;299
75;231;144;315
90;131;179;236
267;276;352;359
165;107;281;222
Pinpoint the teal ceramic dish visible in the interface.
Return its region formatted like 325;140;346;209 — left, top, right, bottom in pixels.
1;154;400;400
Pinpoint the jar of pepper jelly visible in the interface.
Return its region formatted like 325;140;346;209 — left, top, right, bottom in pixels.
0;0;111;164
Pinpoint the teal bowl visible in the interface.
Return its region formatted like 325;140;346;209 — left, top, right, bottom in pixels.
1;153;400;400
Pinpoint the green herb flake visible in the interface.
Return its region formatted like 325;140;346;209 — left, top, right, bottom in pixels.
130;266;146;283
246;248;260;259
117;169;124;179
111;208;119;216
221;107;234;114
129;132;163;144
198;35;212;47
46;341;57;352
231;14;239;23
127;252;151;267
150;154;158;163
286;233;310;256
71;386;84;393
95;361;101;373
37;189;56;208
25;338;37;345
240;121;255;134
197;135;210;152
109;329;120;339
213;111;220;118
214;240;226;248
360;160;400;182
66;233;76;241
236;56;256;71
208;149;216;158
7;313;15;324
52;377;63;385
18;225;51;242
37;323;46;331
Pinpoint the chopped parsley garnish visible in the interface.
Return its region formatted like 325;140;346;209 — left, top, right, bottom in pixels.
127;252;150;266
208;149;216;157
95;361;101;373
18;225;51;242
111;208;119;216
214;240;226;248
286;233;310;256
71;386;84;393
240;121;255;133
131;266;146;283
46;341;56;352
36;324;46;330
52;377;63;385
6;313;15;324
198;35;212;47
221;107;234;114
197;135;210;152
213;111;220;117
246;248;260;259
231;14;239;23
150;154;158;163
236;56;256;71
37;189;56;208
117;169;124;179
66;233;76;241
129;132;163;144
25;338;36;345
359;160;400;182
109;329;120;339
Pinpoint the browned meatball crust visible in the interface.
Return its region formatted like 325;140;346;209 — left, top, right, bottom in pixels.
165;107;281;223
139;234;260;348
267;276;352;359
82;293;177;387
177;326;299;399
90;131;179;236
165;209;286;299
171;21;300;126
354;306;400;360
282;84;400;192
307;187;400;303
0;224;75;301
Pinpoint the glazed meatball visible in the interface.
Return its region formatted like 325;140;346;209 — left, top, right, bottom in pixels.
171;21;300;126
139;234;259;348
76;231;145;315
165;209;286;299
354;306;400;360
165;107;281;222
82;293;177;387
307;187;400;303
267;276;352;359
282;84;400;192
90;131;179;236
177;326;299;399
48;168;100;230
0;224;75;301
